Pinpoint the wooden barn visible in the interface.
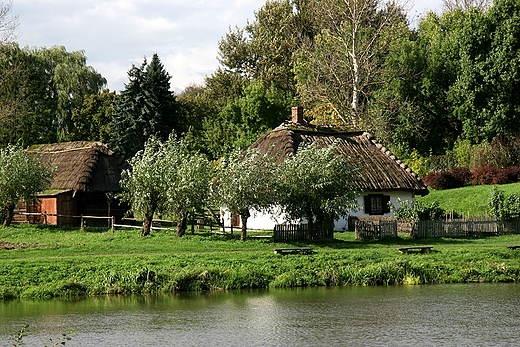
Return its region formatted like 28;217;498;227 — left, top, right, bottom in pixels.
223;107;429;231
17;141;130;227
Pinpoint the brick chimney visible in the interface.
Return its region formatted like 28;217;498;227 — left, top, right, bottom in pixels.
291;106;303;124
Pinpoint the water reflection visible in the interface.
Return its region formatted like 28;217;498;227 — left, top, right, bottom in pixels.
1;284;519;346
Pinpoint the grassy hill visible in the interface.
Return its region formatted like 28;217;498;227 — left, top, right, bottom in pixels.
416;182;520;218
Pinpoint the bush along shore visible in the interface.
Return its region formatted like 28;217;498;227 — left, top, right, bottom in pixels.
1;224;520;300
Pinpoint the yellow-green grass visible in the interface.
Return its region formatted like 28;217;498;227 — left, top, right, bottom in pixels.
417;182;520;217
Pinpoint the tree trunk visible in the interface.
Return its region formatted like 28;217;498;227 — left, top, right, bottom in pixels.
141;213;153;237
240;210;250;241
176;216;187;237
2;204;15;228
305;201;314;230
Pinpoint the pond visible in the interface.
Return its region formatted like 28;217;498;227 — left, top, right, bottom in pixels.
1;283;519;346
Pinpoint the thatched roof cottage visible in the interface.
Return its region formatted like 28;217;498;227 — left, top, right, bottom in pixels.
18;141;129;227
225;107;428;231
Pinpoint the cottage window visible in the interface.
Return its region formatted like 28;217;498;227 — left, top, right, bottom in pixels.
364;195;390;215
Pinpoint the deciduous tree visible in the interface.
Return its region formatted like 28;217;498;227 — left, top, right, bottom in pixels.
276;143;359;227
119;136;212;237
295;0;409;127
211;148;277;241
0;144;52;227
0;0;18;44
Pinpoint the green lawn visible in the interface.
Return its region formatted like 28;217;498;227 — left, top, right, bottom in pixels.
417;182;520;217
1;224;520;299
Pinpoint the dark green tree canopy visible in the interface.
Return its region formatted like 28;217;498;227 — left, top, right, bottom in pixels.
110;53;181;159
0;44;106;146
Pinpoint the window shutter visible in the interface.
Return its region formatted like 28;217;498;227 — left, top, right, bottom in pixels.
364;196;371;214
383;195;391;214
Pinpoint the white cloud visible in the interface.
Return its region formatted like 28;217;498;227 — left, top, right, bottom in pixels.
13;0;443;92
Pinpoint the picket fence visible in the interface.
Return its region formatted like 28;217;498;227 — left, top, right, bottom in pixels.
273;223;334;242
354;217;520;239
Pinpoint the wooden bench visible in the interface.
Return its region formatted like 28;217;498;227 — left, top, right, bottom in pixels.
397;245;433;253
506;245;520;250
274;247;313;255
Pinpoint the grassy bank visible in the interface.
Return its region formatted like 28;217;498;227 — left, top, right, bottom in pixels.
1;224;520;299
417;182;520;217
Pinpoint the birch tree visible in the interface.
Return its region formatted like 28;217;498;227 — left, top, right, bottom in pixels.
295;0;409;127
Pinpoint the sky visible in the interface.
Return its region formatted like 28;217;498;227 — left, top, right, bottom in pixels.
12;0;444;93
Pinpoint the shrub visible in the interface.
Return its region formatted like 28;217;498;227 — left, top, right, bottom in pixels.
488;187;520;220
423;167;470;190
471;166;498;185
415;200;445;220
471;166;520;186
389;198;445;220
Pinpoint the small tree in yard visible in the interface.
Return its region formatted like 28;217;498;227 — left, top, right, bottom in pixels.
0;144;52;227
276;143;359;228
119;136;213;237
211;148;277;241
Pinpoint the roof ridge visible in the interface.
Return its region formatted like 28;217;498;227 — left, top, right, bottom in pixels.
361;132;420;180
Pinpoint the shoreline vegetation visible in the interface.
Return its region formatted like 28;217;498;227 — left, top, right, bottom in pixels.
1;224;519;300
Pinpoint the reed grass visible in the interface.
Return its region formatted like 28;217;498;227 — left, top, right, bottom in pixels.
1;224;519;299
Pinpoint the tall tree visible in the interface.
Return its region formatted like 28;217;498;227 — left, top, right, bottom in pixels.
0;0;18;44
443;0;491;11
0;144;52;227
33;46;107;142
110;53;180;159
295;0;409;127
69;89;115;142
0;45;106;145
217;0;304;95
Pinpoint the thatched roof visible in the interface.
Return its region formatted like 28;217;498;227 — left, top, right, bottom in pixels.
28;141;128;194
249;123;428;196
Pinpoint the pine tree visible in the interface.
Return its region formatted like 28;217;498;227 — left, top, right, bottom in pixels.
110;54;180;159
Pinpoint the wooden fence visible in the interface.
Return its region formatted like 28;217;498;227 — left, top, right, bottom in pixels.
273;223;334;242
16;212;115;231
354;217;520;239
354;219;398;239
414;218;520;238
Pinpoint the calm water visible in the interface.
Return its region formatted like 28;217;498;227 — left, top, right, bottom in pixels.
1;284;519;347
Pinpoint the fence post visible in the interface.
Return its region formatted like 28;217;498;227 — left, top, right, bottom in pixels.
43;211;47;224
111;216;115;233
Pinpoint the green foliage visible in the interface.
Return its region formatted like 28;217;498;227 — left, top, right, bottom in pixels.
110;53;180;159
488;186;520;220
404;150;431;178
276;142;359;225
69;89;115;142
0;144;52;226
390;198;416;220
217;0;300;94
0;44;105;146
211;148;277;240
294;0;410;127
390;198;446;220
217;81;293;151
119;136;213;237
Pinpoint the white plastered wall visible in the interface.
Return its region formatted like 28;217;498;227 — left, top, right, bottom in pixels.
222;191;416;232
